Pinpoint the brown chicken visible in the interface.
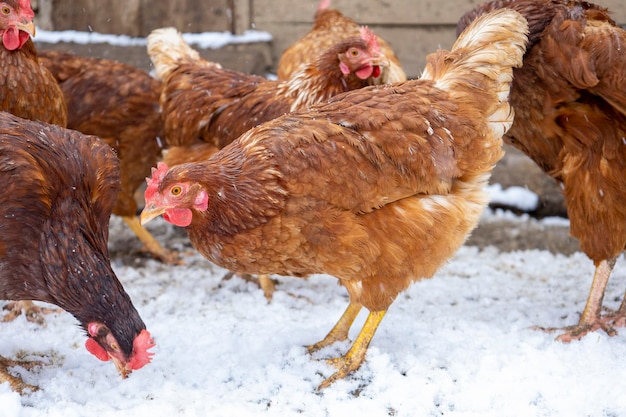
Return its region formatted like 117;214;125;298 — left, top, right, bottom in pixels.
457;0;626;342
140;9;527;389
36;50;177;264
147;25;389;159
0;111;155;393
276;0;407;85
0;0;66;126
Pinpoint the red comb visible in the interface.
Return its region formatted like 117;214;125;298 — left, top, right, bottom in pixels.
147;162;169;187
318;0;330;10
145;162;169;199
128;329;156;371
19;0;35;19
360;26;381;55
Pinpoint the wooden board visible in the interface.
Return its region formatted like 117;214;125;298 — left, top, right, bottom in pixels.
253;0;625;26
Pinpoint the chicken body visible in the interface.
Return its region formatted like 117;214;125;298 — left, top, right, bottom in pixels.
147;26;389;161
277;0;406;85
37;50;177;264
0;111;154;392
458;0;626;341
0;0;66;126
141;10;527;388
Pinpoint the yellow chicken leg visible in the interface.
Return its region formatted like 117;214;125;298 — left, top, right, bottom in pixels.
0;355;40;393
317;309;387;390
257;274;276;301
307;302;362;353
122;215;182;264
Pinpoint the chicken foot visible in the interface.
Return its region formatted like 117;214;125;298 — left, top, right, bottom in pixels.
122;215;182;264
0;355;40;393
306;302;386;390
2;301;60;326
538;257;623;341
318;309;386;390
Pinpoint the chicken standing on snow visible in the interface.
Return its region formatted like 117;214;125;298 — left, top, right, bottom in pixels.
458;0;626;342
0;112;154;393
141;10;528;389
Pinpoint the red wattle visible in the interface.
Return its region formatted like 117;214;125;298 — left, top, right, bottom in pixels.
85;338;110;362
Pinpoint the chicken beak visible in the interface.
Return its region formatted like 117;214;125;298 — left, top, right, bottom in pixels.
370;53;390;69
140;204;166;226
111;356;132;379
17;21;36;38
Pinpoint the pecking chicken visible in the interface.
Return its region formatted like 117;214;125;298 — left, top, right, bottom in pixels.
0;111;155;393
0;0;66;126
141;9;528;389
276;0;407;85
457;0;626;342
36;50;178;264
147;25;389;160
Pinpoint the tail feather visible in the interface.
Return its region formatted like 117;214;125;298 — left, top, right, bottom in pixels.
421;9;528;139
147;27;214;81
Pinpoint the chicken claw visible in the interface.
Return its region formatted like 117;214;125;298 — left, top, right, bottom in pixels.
0;355;40;394
536;258;625;341
2;301;61;326
314;308;386;390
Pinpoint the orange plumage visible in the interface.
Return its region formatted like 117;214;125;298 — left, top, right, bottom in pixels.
458;0;626;341
141;10;527;388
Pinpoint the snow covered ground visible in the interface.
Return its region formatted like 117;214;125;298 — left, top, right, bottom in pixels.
2;206;626;417
3;26;623;417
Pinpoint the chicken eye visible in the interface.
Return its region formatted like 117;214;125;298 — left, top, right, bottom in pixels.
349;48;360;57
170;186;182;196
1;6;10;15
111;343;119;351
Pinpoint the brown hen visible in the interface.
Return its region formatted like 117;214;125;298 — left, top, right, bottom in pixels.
276;0;407;85
141;10;527;389
0;111;154;393
458;0;626;341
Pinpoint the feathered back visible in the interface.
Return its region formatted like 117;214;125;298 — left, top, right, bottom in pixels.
422;9;528;139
